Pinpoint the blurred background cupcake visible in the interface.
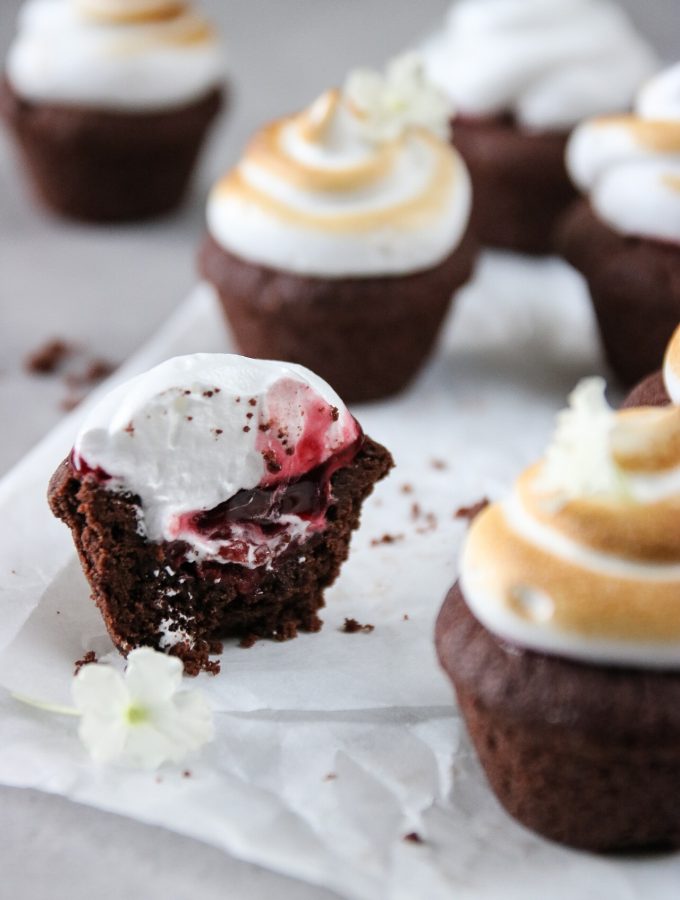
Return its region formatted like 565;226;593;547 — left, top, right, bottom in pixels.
560;63;680;387
422;0;658;255
199;54;477;404
1;0;226;222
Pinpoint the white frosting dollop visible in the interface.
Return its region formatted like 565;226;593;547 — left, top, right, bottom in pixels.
6;0;225;111
207;55;471;278
73;354;359;564
567;64;680;242
422;0;658;130
460;380;680;668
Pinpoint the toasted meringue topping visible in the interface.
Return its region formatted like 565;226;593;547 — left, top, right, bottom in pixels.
206;55;471;277
422;0;657;131
663;325;680;403
567;63;680;243
7;0;224;111
461;380;680;667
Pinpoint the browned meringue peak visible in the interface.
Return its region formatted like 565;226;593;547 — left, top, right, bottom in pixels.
461;388;680;652
592;115;680;152
75;0;188;24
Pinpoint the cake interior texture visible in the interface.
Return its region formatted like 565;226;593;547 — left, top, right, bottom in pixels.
49;435;392;675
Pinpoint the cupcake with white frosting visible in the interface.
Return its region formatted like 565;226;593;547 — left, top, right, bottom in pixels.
436;379;680;850
422;0;657;254
199;54;477;403
560;63;680;386
1;0;225;221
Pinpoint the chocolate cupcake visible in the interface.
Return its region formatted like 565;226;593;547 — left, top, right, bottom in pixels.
422;0;657;255
560;65;680;386
199;55;477;404
624;324;680;408
436;379;680;851
48;354;393;673
1;0;225;222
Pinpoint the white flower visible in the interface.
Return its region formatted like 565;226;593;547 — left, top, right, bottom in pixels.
72;648;214;769
344;52;452;143
537;378;629;504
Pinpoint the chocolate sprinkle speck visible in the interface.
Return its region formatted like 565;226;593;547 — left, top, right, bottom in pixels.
330;406;339;421
341;618;374;634
203;390;214;398
248;398;257;407
243;425;251;433
263;449;282;473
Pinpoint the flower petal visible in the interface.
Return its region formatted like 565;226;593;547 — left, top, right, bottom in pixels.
72;663;129;716
124;647;183;706
78;712;128;763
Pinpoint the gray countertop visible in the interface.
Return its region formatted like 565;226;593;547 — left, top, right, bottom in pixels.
0;1;675;897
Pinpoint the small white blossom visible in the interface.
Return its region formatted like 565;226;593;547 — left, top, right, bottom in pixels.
537;378;629;504
344;52;452;143
72;648;214;769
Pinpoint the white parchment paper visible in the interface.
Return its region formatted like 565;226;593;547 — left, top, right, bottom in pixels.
1;255;678;899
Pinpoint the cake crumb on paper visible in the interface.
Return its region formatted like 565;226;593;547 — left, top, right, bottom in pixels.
454;498;490;523
74;651;98;676
403;832;424;844
370;533;404;547
341;618;374;634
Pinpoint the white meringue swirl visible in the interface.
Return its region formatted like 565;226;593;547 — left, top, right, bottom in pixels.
461;380;680;668
567;64;680;243
207;57;471;278
6;0;225;111
422;0;657;131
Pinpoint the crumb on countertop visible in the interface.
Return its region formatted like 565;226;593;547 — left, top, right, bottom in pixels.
341;618;375;634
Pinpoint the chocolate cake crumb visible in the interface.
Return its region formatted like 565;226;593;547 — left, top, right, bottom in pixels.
411;502;422;520
182;770;192;778
403;614;409;621
248;398;257;406
431;458;448;471
454;498;490;522
370;533;404;547
416;512;438;535
341;618;374;634
74;650;98;675
239;634;258;649
324;772;337;782
330;406;339;421
403;832;424;844
65;358;115;389
61;394;83;412
203;390;214;398
243;425;251;433
263;449;282;473
25;339;74;374
400;484;414;494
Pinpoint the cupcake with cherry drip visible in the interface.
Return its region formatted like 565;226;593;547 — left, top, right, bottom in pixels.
422;0;657;255
436;378;680;850
560;64;680;386
48;354;393;674
1;0;225;221
199;54;476;404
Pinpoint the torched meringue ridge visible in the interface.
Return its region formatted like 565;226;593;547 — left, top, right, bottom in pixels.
460;401;680;668
663;325;680;403
566;63;680;243
207;84;471;277
6;0;224;111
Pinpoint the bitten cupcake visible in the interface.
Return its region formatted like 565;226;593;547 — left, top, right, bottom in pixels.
422;0;657;255
436;379;680;851
48;353;393;674
560;64;680;386
624;323;680;408
1;0;225;221
199;55;476;404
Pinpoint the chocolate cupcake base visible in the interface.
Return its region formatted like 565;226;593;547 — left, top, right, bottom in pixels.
199;232;477;404
451;115;577;256
48;436;392;675
623;371;671;408
557;201;680;386
436;583;680;851
0;78;223;222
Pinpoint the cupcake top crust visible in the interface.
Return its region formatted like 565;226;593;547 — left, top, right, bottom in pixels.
663;326;680;402
460;378;680;668
71;353;361;567
568;64;680;243
422;0;657;131
206;54;472;278
5;0;224;111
